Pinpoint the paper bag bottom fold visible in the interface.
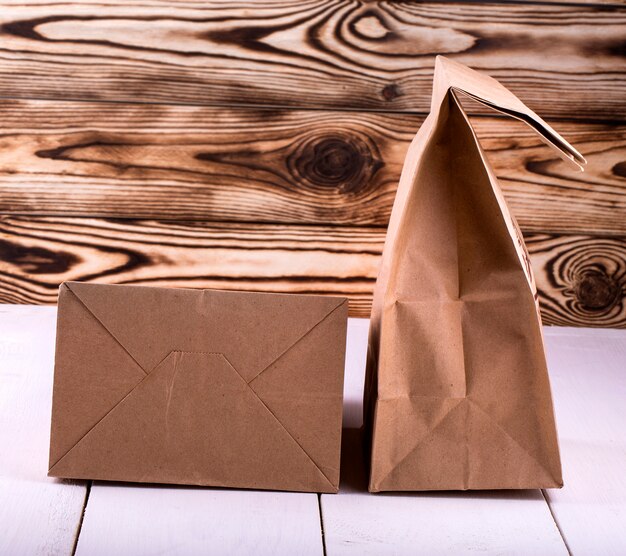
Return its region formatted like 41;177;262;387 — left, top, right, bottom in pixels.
49;282;348;494
50;351;338;493
370;397;563;492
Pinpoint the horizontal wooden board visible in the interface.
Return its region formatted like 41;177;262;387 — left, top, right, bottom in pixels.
0;2;624;119
1;100;624;236
0;216;623;327
513;0;624;4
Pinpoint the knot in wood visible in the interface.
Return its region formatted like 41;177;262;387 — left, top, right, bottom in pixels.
288;133;382;194
381;84;400;101
0;239;78;275
575;270;620;311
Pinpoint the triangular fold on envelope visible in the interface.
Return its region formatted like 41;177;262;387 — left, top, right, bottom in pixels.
48;351;336;493
49;285;146;469
248;301;347;488
65;282;344;382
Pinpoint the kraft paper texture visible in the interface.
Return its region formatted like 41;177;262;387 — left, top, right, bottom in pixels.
364;57;585;492
49;282;348;493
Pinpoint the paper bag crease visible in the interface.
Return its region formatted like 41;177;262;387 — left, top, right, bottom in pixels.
49;282;347;493
364;56;583;492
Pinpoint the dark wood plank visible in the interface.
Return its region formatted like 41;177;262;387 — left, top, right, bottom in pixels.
530;233;626;328
1;216;623;327
514;0;625;4
0;2;624;119
1;100;625;235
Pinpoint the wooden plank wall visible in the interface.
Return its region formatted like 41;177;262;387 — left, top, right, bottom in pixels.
0;0;624;327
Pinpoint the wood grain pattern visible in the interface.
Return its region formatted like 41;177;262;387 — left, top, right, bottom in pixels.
1;100;625;235
531;234;626;327
1;2;625;120
1;216;623;327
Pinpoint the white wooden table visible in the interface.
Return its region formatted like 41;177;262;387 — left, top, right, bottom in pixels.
1;305;624;555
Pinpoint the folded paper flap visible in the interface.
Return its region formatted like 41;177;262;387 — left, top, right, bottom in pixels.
63;281;347;382
433;56;586;169
49;350;337;491
49;283;148;468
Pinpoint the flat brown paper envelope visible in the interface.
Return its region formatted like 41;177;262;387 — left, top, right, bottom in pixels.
49;282;348;493
364;57;586;492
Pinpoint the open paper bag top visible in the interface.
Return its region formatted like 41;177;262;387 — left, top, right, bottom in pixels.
432;56;585;169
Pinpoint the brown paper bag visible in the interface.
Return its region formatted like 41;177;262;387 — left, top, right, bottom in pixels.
49;282;348;493
363;57;585;492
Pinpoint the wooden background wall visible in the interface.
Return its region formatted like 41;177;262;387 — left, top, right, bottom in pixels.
0;0;625;327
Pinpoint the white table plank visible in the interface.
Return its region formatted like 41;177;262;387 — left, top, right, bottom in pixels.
322;429;567;556
2;302;324;556
543;327;626;555
342;318;369;430
0;305;87;555
3;307;625;555
321;319;568;555
76;484;323;556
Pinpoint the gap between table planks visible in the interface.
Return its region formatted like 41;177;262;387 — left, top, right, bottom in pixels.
321;320;567;556
1;307;625;554
321;321;626;555
0;304;326;555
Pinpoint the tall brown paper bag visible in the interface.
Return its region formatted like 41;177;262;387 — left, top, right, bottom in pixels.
363;57;586;492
